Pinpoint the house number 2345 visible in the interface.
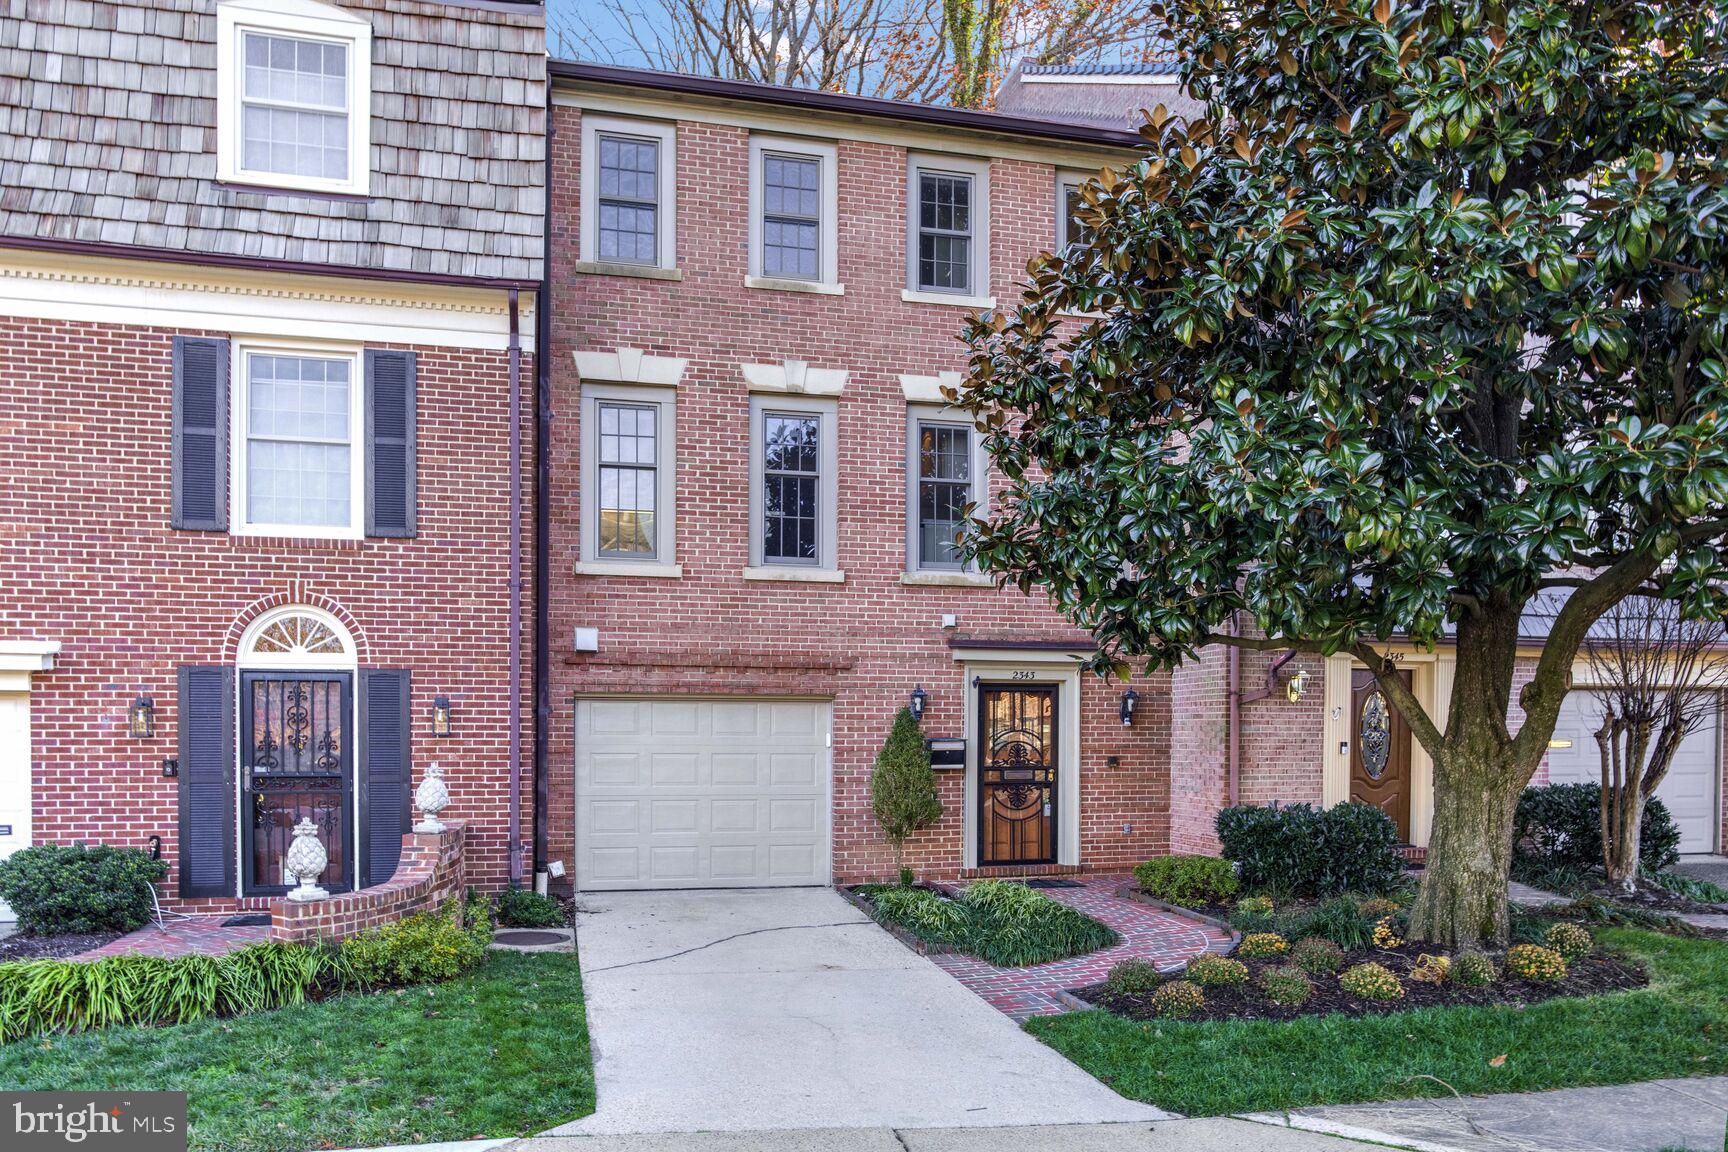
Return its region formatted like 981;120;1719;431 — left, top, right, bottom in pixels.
1010;671;1038;681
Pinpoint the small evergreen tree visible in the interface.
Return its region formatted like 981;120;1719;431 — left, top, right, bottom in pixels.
870;707;944;885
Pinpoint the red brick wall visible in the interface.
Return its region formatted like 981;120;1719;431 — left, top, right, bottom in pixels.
547;107;1172;882
272;821;467;943
0;316;534;905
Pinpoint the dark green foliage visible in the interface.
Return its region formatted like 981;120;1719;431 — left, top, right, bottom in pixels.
1102;959;1163;999
1216;804;1405;898
869;707;943;872
340;897;493;987
0;952;594;1152
1646;868;1728;905
864;880;1118;967
1515;784;1683;875
1291;896;1378;950
0;843;170;936
496;888;565;928
1133;854;1240;907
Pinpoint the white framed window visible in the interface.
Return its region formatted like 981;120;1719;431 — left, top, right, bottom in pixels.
580;116;678;271
906;154;990;301
579;383;679;574
215;0;372;196
748;136;839;290
1056;171;1093;250
231;341;364;539
906;405;987;572
748;395;838;573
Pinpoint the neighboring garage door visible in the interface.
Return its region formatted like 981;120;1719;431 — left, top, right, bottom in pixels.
1547;690;1721;854
575;697;832;890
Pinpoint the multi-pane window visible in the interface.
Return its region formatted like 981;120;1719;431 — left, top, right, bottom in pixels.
596;402;658;556
916;171;973;293
245;353;353;529
1059;180;1093;249
240;32;349;182
916;421;974;568
761;153;821;280
762;411;821;563
597;134;660;265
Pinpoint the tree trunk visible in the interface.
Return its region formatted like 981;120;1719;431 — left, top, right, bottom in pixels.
1408;743;1524;946
1605;788;1643;895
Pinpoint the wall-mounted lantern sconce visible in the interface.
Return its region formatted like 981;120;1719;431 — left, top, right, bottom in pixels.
908;685;929;722
1285;670;1310;703
128;696;156;739
1120;688;1139;727
431;695;454;738
161;757;179;779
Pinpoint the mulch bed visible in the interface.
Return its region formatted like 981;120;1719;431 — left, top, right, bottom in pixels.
1074;940;1648;1024
1587;883;1728;917
0;931;122;961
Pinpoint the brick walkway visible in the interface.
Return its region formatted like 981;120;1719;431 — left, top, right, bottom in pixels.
79;918;271;959
928;874;1233;1020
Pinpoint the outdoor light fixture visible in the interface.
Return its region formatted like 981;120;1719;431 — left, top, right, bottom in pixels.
128;696;155;739
431;696;454;738
1119;688;1139;727
909;685;929;721
1286;670;1310;703
161;757;179;779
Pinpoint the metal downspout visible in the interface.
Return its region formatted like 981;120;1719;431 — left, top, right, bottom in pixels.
533;121;553;876
1227;614;1241;806
507;288;524;885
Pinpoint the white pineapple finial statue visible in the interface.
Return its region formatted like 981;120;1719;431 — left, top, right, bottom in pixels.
284;817;330;902
414;761;450;834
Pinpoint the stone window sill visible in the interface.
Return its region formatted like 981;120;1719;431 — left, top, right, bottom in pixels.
745;276;845;297
901;570;994;588
742;566;846;584
902;289;998;309
574;559;684;578
574;261;685;282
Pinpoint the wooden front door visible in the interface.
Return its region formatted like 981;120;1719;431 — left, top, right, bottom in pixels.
978;684;1057;866
240;672;354;895
1350;669;1412;841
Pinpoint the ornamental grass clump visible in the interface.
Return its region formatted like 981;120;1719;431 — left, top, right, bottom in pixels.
1185;953;1248;988
1339;961;1404;1001
1289;936;1344;976
1451;951;1498;987
1256;964;1313;1007
1237;932;1289;959
1505;943;1569;983
1545;921;1593;960
1147;979;1205;1019
1102;959;1162;1000
1296;896;1376;949
957;880;1118;967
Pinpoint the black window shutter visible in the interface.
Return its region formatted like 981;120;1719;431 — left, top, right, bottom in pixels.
177;666;235;897
365;349;418;537
171;336;229;530
359;668;412;887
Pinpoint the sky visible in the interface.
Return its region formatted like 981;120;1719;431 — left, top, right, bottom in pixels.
546;0;668;68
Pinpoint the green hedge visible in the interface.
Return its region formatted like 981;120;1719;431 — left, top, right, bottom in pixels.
0;896;493;1043
0;844;169;936
496;888;566;928
1514;783;1681;876
1215;803;1404;897
864;880;1117;967
1133;855;1239;907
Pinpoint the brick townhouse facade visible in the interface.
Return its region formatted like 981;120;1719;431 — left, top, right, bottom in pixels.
0;0;546;916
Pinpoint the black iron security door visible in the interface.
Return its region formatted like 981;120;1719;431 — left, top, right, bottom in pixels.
978;684;1058;866
240;671;354;895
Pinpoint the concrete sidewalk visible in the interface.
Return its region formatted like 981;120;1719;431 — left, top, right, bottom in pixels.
511;1119;1399;1152
1285;1075;1728;1152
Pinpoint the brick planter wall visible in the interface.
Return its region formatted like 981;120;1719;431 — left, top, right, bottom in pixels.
272;821;467;943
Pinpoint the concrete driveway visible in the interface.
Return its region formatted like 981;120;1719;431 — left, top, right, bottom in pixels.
553;887;1166;1135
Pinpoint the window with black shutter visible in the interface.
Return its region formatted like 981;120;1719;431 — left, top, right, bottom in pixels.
172;337;230;530
364;349;417;537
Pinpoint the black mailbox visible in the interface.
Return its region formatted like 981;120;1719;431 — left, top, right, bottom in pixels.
926;737;966;769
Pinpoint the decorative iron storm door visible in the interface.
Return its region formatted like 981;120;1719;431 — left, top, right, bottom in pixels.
978;684;1058;866
240;671;354;896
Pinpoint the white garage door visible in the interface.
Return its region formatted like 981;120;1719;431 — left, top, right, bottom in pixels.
0;693;31;922
1548;690;1721;854
575;697;832;890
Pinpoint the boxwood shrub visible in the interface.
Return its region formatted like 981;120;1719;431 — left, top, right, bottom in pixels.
0;843;169;936
1513;783;1681;876
495;887;566;928
1133;855;1239;907
1215;802;1404;897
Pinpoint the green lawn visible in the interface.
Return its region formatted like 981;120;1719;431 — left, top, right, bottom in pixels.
1027;928;1728;1117
0;951;594;1152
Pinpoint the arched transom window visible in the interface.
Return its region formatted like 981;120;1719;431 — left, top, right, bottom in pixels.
239;607;356;669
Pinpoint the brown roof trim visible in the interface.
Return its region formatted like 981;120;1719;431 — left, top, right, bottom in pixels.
946;635;1099;652
0;234;542;293
548;60;1147;151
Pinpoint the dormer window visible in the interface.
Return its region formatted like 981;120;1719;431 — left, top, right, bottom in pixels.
216;0;372;196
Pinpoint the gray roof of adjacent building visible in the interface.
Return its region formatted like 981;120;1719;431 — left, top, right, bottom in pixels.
994;58;1202;133
0;0;547;285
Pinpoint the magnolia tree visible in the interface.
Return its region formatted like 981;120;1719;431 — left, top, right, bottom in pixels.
954;0;1728;946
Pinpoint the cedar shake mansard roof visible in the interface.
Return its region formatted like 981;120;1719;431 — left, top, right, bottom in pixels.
0;0;546;283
